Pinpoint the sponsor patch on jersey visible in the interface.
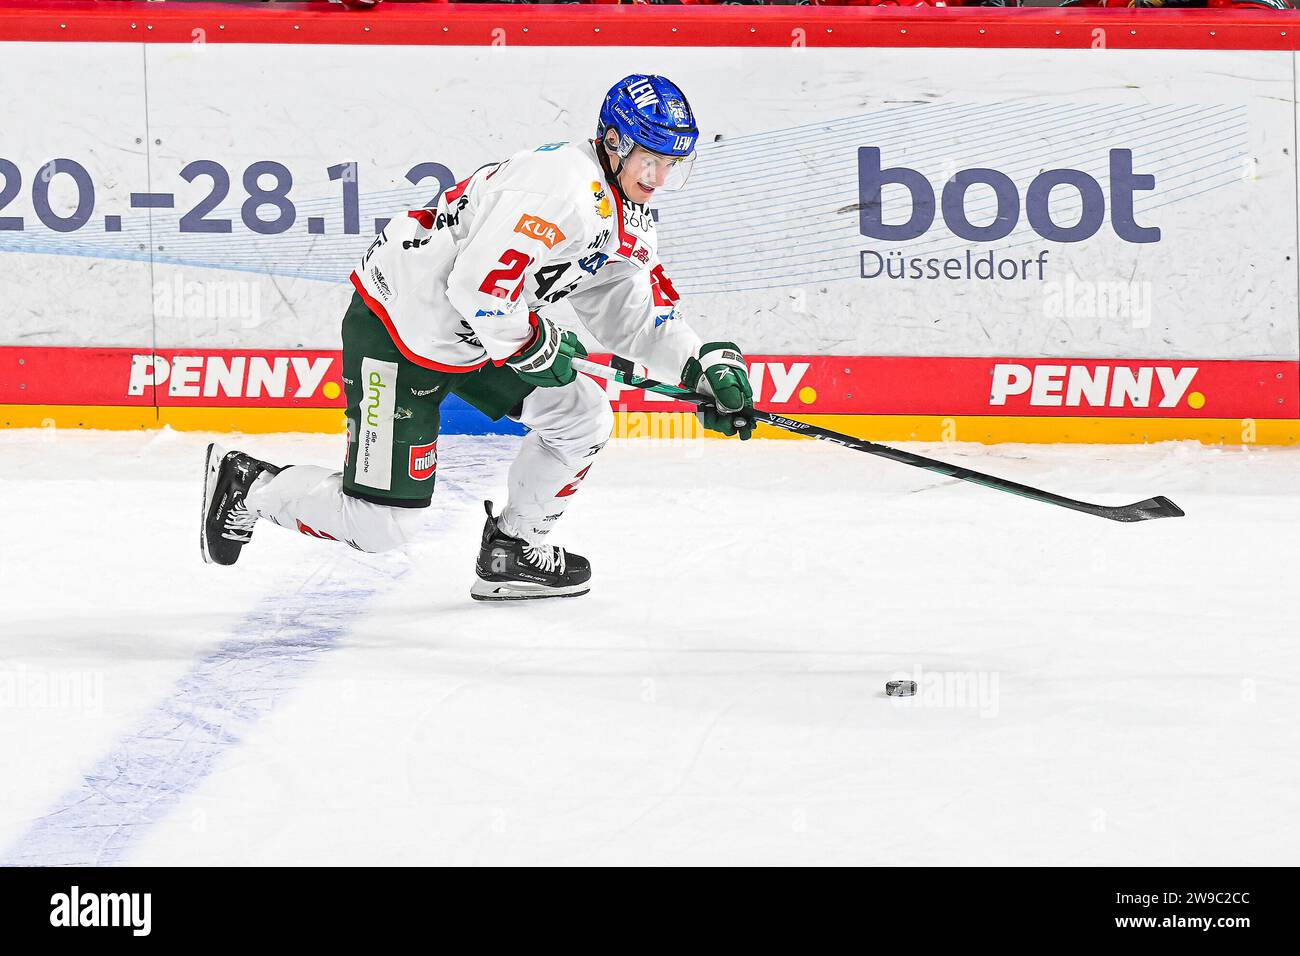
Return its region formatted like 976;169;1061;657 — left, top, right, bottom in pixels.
617;232;651;266
578;252;609;276
592;182;612;219
514;214;567;249
409;441;438;481
356;357;398;491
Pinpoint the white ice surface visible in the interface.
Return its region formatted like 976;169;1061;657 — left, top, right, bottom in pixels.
1;429;1297;866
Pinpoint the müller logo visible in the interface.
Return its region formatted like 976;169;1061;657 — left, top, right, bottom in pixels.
49;885;151;936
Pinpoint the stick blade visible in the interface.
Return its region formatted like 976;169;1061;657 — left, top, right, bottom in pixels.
1098;495;1185;523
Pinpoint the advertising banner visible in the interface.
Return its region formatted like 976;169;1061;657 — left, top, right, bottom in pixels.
0;5;1296;441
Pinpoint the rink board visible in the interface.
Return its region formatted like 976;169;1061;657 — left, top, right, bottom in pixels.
2;343;1296;443
0;4;1298;442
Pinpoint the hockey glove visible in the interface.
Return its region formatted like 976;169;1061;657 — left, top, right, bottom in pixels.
508;314;588;388
682;342;756;440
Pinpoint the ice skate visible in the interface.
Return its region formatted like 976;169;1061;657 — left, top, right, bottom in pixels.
471;500;591;601
200;443;280;566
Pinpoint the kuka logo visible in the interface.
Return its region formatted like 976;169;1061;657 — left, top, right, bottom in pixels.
990;363;1201;409
408;441;437;481
514;213;567;249
858;147;1161;244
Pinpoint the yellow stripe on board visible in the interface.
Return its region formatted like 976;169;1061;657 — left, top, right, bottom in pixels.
0;406;350;433
159;408;350;434
3;405;1297;445
612;412;1298;445
1;405;158;430
745;414;1298;446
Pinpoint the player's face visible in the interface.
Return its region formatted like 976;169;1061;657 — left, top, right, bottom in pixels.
617;145;685;203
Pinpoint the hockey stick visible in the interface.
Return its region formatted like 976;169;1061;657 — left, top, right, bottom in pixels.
574;356;1185;523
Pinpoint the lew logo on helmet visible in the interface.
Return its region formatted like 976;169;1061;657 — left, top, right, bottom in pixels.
409;441;438;481
627;79;658;109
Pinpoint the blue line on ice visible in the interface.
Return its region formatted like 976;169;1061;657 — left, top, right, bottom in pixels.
0;554;403;867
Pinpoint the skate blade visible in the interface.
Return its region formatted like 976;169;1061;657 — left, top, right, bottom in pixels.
470;578;591;602
199;442;229;565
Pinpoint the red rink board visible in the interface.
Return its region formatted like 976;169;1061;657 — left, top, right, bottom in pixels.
0;4;1295;438
602;356;1295;419
0;347;345;409
0;3;1296;52
2;347;1292;420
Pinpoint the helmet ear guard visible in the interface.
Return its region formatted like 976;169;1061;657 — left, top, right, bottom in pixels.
602;129;636;162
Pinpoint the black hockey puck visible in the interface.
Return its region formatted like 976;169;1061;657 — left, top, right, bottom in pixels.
886;680;917;697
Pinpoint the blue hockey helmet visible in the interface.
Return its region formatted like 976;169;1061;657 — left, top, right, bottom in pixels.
597;74;698;190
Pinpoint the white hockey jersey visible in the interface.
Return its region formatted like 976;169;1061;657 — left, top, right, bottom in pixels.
350;139;702;384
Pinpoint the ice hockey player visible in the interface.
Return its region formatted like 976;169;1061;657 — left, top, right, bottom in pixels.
200;74;756;600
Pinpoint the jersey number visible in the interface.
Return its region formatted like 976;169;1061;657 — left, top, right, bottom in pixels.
533;262;584;304
479;249;532;302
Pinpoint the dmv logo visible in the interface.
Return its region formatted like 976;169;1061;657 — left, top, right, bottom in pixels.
990;363;1200;408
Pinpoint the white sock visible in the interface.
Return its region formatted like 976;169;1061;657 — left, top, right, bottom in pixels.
497;376;611;545
498;433;593;545
246;465;418;553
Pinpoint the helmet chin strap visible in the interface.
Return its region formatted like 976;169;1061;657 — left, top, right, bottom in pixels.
596;137;618;183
